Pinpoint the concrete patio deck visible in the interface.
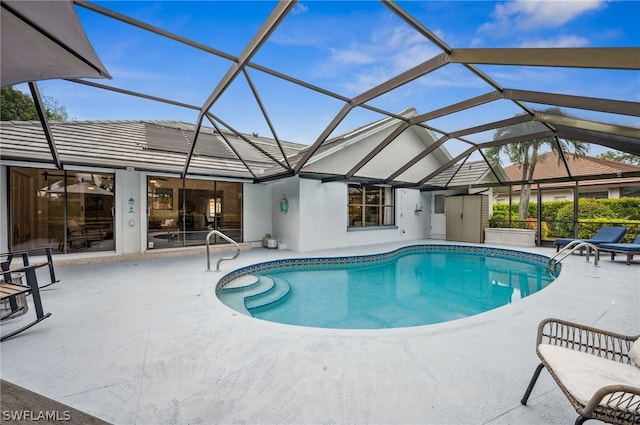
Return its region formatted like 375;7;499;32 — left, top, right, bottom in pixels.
1;240;638;425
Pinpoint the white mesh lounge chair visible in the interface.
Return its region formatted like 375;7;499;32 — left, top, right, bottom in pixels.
521;318;640;425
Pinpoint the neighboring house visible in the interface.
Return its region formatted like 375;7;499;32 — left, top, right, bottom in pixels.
495;152;640;203
0;109;505;255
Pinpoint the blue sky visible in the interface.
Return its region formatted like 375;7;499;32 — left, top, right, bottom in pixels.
23;0;640;159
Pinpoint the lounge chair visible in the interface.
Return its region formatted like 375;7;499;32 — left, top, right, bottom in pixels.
554;226;628;252
598;235;640;265
521;318;640;425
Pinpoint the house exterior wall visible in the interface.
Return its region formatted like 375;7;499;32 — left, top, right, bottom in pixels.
360;128;443;182
270;177;301;252
0;164;268;255
298;179;346;252
243;182;272;246
301;180;429;252
116;169;142;254
495;185;631;204
301;125;397;176
0;162;501;256
267;177;430;253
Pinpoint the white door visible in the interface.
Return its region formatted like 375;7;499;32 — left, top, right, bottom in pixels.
430;193;447;239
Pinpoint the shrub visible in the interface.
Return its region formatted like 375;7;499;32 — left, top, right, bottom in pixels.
524;218;549;240
540;200;572;221
555;199;616;237
492;197;640;241
599;198;640;220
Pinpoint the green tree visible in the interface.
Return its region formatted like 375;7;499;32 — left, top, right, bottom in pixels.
487;107;589;219
598;150;640;165
1;86;68;121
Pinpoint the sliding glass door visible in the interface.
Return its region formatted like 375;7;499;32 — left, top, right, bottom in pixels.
9;167;115;253
147;177;242;249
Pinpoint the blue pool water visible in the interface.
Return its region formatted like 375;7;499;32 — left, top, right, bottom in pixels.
217;245;556;329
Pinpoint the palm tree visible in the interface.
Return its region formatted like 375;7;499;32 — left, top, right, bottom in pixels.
487;107;589;219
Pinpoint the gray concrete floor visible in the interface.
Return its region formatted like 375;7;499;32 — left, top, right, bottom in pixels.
1;240;638;425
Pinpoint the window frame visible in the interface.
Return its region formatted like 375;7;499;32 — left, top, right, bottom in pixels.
347;184;395;229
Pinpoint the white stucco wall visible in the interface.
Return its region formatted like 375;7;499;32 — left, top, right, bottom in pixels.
360;129;443;182
291;179;430;252
298;179;346;252
0;163;435;256
116;169;142;254
243;182;272;244
270;177;301;252
303;126;397;176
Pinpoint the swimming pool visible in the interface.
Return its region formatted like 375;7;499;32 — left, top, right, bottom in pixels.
217;245;557;329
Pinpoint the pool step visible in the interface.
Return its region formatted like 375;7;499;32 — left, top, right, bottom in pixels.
246;276;291;312
219;275;273;315
222;274;260;291
219;275;290;315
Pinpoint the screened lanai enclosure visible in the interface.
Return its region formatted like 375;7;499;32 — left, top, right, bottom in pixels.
1;0;639;252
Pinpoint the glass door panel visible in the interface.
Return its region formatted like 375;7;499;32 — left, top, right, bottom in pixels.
63;172;114;253
147;176;181;249
147;177;242;249
180;179;215;247
217;181;242;242
9;168;114;253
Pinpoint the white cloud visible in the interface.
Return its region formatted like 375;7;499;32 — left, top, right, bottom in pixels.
519;34;590;47
479;0;606;37
291;3;308;16
331;48;374;66
318;25;442;94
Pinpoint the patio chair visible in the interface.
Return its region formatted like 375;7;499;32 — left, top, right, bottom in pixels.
554;226;628;252
0;247;60;288
598;235;640;265
1;264;52;341
521;318;640;425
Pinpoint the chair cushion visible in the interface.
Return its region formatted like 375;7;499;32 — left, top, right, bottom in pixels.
598;243;640;253
539;344;640;407
630;338;640;367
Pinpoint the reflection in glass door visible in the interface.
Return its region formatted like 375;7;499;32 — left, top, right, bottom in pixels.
9;168;115;253
147;177;242;249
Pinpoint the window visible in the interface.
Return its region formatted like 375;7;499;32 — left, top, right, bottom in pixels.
348;185;394;228
434;195;445;214
621;186;640;198
579;191;608;199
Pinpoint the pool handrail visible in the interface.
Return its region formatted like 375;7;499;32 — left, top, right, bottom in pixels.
206;230;240;272
548;240;599;276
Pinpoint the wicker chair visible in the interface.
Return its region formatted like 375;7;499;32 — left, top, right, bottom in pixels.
521;318;640;425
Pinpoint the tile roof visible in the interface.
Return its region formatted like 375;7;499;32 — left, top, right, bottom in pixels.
503;152;640;181
501;152;640;191
425;160;505;187
0;120;307;179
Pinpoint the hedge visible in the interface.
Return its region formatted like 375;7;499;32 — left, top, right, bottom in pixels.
491;198;640;242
